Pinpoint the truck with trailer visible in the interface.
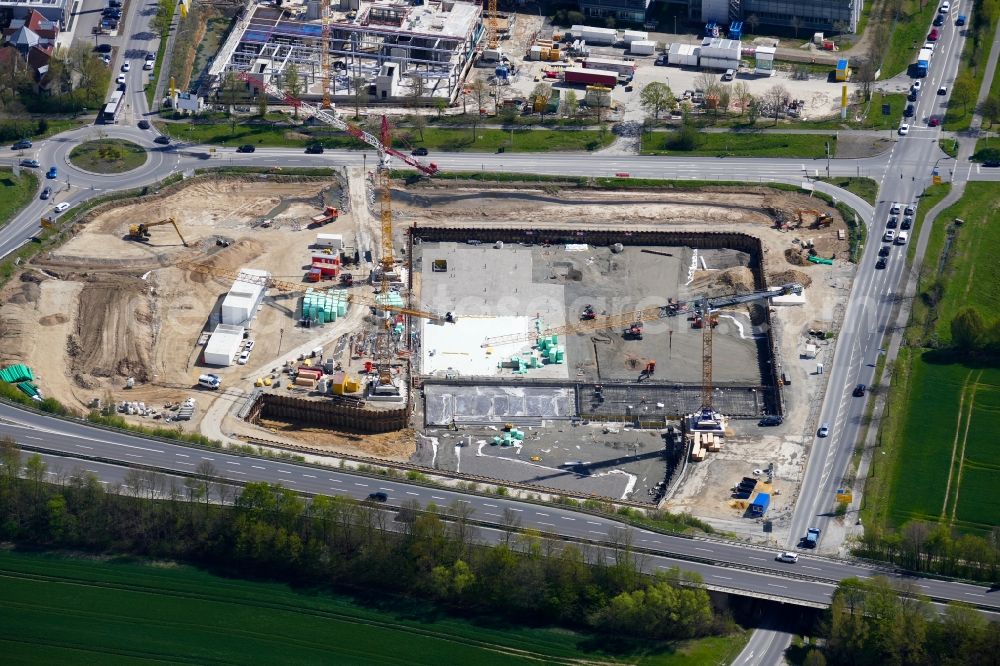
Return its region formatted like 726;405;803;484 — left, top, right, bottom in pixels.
916;47;933;76
563;67;617;87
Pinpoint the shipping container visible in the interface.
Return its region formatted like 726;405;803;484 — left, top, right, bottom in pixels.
569;24;618;45
750;492;770;516
700;37;742;60
583;57;636;75
700;56;740;70
629;39;656;55
563;67;617;87
622;29;649;44
667;43;700;66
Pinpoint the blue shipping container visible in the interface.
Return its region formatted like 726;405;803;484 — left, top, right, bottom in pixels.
750;492;771;516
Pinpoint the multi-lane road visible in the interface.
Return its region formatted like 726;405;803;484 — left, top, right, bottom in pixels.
1;4;998;659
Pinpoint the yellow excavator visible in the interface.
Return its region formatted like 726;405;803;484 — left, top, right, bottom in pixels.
127;218;188;246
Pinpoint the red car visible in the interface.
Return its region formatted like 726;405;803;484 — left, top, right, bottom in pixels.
929;116;941;127
928;28;940;40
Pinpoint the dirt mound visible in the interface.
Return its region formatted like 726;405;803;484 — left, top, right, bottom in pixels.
187;239;265;285
72;276;154;381
6;282;40;305
784;248;809;266
769;269;812;288
719;266;754;293
38;313;69;326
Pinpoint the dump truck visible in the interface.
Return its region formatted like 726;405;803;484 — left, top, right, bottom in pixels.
802;527;821;548
310;206;339;226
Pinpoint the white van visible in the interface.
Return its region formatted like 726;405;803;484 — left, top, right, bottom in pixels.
895;231;909;245
198;373;221;389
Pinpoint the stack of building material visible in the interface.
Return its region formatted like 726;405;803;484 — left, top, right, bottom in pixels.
375;291;405;313
689;432;706;461
302;288;349;323
0;364;34;384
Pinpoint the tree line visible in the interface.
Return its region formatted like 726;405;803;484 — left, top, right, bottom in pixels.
803;576;1000;666
0;437;726;642
853;518;1000;583
950;306;1000;356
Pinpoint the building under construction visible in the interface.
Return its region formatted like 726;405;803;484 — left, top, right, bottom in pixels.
209;0;483;103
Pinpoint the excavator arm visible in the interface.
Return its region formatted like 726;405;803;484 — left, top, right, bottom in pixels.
128;218;188;246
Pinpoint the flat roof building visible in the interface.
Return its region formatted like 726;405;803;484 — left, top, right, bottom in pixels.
204;324;245;366
221;268;269;326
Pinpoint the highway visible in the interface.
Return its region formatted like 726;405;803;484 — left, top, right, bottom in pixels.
3;401;999;614
0;2;997;655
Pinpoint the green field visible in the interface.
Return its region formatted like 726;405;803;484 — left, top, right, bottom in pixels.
0;550;747;665
0;168;39;230
818;176;879;205
642;132;834;158
873;182;1000;534
882;0;941;78
68;139;148;174
155;121;615;152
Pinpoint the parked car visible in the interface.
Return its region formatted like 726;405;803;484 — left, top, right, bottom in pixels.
238;350;250;365
911;80;922;91
776;552;799;563
95;43;112;53
908;90;918;102
933;13;945;25
40;186;51;200
53;202;70;213
884;229;896;243
367;492;388;502
898;124;910;136
137;120;150;129
928;28;940;40
759;415;783;427
154;135;170;145
853;384;867;397
237;144;256;153
984;159;1000;167
121;62;130;72
818;423;830;437
940;2;950;13
46;166;58;179
19;159;39;168
143;60;154;70
243;340;255;352
305;144;324;154
411;147;428;156
956;14;966;25
929;116;941;127
904;103;915;117
12;139;32;150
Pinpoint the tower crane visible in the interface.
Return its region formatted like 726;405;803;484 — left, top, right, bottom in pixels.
237;70;442;388
484;0;499;50
320;0;332;109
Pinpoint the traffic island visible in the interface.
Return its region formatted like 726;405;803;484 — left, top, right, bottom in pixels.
68;139;148;174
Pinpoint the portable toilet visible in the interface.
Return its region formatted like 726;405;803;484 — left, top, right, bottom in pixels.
835;59;850;82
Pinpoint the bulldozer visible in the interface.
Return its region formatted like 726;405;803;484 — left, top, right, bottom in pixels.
127;218;188;246
622;322;643;340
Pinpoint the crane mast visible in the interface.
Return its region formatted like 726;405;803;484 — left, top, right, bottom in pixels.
321;0;332;109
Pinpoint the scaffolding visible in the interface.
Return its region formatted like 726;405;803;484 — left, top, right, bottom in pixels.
215;0;483;104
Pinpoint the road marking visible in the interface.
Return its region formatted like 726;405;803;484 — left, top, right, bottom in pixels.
406;491;420;496
329;478;341;483
485;512;501;517
229;471;246;475
284;479;296;484
561;516;575;521
536;512;549;517
86;469;100;473
964;592;982;597
538;522;555;527
176;453;189;458
587;521;601;525
749;556;766;561
802;565;822;571
226;461;240;465
380;487;393;492
588;530;604;535
695;547;713;553
457;499;470;503
302;474;316;478
25;436;42;441
712;575;733;580
277;469;291;474
767;583;787;589
483;503;498;508
431;496;445;500
76;444;93;450
509;508;523;512
124;453;142;458
177;461;195;466
354;483;368;487
252;465;265;470
201;456;214;461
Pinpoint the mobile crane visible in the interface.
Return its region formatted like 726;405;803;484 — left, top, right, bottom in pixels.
127;218;188;246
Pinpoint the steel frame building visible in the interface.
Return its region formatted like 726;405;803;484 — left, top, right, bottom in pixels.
210;0;483;103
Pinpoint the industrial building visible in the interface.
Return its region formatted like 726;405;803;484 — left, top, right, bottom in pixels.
208;0;483;103
204;324;246;366
575;0;861;34
221;269;270;326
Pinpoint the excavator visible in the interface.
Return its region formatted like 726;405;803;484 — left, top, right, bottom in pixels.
127;218;188;246
796;209;833;228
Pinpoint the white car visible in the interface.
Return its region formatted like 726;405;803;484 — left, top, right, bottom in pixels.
243;340;255;352
238;350;251;365
940;1;950;12
143;60;154;70
776;552;799;563
923;42;936;52
912;80;922;91
53;202;70;213
121;62;130;72
884;229;896;243
899;124;910;136
116;74;126;84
